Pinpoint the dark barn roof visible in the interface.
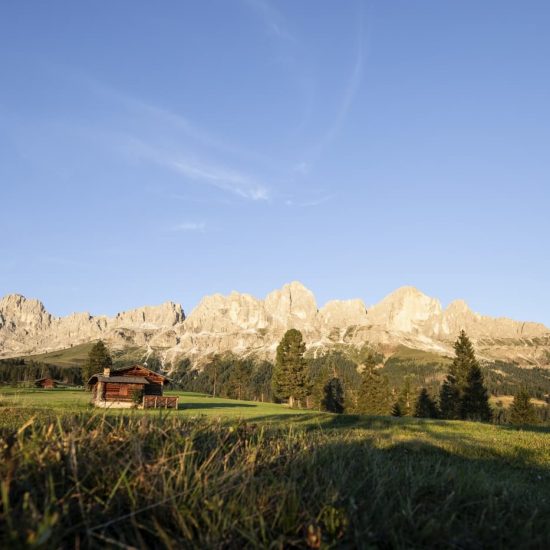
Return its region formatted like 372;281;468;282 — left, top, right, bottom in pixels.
96;375;150;384
114;365;170;381
87;364;170;387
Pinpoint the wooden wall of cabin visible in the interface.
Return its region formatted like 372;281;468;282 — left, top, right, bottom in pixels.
104;383;145;402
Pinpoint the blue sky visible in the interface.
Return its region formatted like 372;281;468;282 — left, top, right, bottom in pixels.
1;1;549;324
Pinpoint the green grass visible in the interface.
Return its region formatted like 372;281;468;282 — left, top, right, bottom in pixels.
20;342;97;367
1;388;549;548
18;343;147;368
0;388;314;420
386;345;453;365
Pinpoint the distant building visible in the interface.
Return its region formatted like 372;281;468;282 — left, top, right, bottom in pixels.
35;377;62;389
87;364;178;409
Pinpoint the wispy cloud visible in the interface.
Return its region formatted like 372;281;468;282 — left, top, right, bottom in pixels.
85;81;273;202
65;8;362;209
303;21;365;166
93;83;272;165
170;221;206;232
243;0;295;42
170;158;269;201
285;194;335;208
123;137;269;201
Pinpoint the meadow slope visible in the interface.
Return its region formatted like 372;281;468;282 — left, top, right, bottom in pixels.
0;389;549;548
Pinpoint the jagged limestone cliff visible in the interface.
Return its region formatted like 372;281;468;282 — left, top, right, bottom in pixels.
1;282;549;368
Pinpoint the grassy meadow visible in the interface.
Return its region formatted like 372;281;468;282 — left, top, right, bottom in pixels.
0;388;314;422
18;342;147;369
1;388;550;548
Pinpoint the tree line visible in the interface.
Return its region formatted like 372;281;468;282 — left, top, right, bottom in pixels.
1;332;546;425
0;358;84;386
138;329;550;425
171;356;274;402
270;329;490;419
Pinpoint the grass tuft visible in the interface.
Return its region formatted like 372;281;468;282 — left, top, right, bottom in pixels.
0;407;549;548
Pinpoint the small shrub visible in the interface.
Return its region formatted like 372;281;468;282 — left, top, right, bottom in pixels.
131;389;144;408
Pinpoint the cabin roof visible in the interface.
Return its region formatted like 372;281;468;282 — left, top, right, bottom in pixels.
35;377;62;383
95;375;150;384
87;364;170;386
113;364;170;380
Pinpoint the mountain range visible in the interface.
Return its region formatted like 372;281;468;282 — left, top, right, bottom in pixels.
1;282;549;369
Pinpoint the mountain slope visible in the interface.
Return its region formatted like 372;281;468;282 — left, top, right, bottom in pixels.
1;283;549;368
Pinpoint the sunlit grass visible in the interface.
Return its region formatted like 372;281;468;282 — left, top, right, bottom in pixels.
0;387;315;419
1;389;549;548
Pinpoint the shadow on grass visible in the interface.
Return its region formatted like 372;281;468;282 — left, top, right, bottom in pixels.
247;412;429;431
281;436;550;549
179;402;258;411
248;411;550;434
499;423;550;434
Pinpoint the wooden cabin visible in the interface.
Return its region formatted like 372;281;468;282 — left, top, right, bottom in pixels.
35;377;62;389
87;364;178;409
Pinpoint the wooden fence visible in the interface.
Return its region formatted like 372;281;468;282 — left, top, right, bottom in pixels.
143;395;179;409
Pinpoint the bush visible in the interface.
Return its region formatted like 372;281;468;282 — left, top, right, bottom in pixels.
131;389;144;408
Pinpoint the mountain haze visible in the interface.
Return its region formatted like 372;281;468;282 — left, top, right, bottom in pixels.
1;283;549;369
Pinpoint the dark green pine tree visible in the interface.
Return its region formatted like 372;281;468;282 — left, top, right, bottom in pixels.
439;375;461;419
414;388;439;418
83;340;112;387
510;389;538;425
310;366;331;410
461;364;492;422
227;360;252;401
440;330;480;419
391;401;404;417
356;365;391;415
249;361;274;402
272;329;310;408
321;377;345;414
396;375;413;416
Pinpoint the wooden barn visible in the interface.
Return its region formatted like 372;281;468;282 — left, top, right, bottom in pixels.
87;365;178;409
35;377;62;389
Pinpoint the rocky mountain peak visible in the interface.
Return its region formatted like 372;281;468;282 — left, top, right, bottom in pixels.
115;301;184;328
367;286;443;333
318;299;368;328
1;284;549;367
0;293;52;331
445;299;474;315
185;291;266;333
265;281;318;326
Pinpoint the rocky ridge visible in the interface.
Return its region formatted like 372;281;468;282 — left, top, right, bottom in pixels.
1;282;549;368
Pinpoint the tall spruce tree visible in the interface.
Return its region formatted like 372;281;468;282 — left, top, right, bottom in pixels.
227;360;253;401
83;340;112;387
440;330;489;420
321;377;345;413
391;401;404;417
311;366;332;410
439;375;461;419
396;375;413;416
510;389;538;425
414;388;439;418
356;365;391;415
461;364;492;421
272;329;310;408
